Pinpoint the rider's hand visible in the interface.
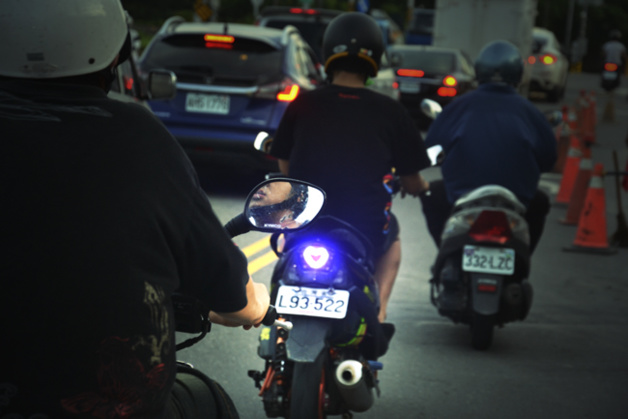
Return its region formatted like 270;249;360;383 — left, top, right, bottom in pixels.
209;277;270;329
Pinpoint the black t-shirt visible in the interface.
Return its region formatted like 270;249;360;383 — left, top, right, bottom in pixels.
270;84;430;252
0;80;249;417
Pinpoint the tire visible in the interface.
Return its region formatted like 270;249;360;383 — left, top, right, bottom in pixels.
289;351;327;419
471;313;495;350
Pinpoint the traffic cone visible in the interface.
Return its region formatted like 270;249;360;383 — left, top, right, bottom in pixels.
563;164;617;254
559;147;593;225
555;137;583;205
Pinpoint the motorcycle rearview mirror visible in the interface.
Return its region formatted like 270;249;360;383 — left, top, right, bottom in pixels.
420;98;443;120
224;179;326;238
254;131;273;154
427;145;445;166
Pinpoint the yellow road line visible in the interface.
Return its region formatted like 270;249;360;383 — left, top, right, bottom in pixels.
241;235;271;257
240;235;279;274
248;251;279;275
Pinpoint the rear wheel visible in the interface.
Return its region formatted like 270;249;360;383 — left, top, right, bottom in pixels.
471;313;495;350
289;351;327;419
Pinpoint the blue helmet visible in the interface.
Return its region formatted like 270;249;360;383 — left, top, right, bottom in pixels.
474;40;523;87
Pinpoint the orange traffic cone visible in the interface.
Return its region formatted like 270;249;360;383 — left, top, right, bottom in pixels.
559;147;592;225
555;137;583;205
563;163;617;254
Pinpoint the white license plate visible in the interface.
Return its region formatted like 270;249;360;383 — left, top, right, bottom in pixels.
399;82;420;93
462;245;515;275
185;93;230;114
603;71;618;80
275;286;349;319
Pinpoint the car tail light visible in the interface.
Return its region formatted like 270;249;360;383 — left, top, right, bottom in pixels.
541;54;556;65
290;7;317;14
396;69;424;78
123;75;134;91
604;62;618;71
468;210;512;244
443;75;457;87
527;56;536;65
255;78;300;102
204;34;235;49
437;87;457;97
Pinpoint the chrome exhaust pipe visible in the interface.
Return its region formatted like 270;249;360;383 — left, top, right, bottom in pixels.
333;360;374;412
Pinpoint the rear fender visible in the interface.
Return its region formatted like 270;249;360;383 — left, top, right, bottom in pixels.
286;317;330;362
471;273;503;315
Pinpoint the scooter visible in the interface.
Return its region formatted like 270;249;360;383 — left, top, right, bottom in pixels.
420;99;548;350
601;62;621;92
172;178;327;415
243;136;395;418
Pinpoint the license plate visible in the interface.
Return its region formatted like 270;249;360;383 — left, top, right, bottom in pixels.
462;245;515;275
275;286;349;319
185;93;230;114
603;71;618;80
399;82;420;93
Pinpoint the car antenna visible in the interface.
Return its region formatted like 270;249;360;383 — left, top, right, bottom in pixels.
223;22;228;34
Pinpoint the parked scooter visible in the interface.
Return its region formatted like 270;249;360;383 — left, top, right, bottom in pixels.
601;62;621;92
246;134;395;418
172;178;326;414
420;99;540;350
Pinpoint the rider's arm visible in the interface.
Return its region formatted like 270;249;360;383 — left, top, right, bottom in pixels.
400;172;430;197
278;158;290;176
209;276;270;329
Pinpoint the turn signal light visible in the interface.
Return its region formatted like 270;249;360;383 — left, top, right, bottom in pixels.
541;54;556;65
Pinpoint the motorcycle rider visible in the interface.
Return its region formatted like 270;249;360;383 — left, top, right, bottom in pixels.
602;30;627;74
0;0;270;417
420;40;557;253
269;12;431;324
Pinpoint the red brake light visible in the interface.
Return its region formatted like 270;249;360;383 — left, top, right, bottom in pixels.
396;69;424;78
604;62;618;71
437;87;457;97
443;75;457;86
289;8;316;14
527;56;536;65
468;210;512;244
277;84;300;102
541;54;556;65
123;75;134;91
204;34;234;49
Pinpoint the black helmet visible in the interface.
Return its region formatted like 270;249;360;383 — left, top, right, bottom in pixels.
322;12;384;78
474;40;523;87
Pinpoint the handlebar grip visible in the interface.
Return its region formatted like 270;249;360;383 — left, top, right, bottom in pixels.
261;305;278;326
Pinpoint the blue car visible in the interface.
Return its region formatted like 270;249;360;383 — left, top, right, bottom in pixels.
138;18;325;172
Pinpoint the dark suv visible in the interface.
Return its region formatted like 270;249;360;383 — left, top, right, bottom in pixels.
138;17;324;171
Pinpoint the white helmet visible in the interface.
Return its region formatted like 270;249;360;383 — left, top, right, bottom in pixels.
0;0;129;79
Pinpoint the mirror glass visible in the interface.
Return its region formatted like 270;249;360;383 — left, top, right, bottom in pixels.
245;179;326;231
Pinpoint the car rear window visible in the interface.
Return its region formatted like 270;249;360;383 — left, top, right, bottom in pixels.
396;51;455;74
264;19;328;59
141;34;283;87
532;36;548;54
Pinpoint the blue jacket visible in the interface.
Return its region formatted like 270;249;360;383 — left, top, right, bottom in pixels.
424;83;557;206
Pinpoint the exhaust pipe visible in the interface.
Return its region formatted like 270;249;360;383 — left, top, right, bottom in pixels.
333;360;374;412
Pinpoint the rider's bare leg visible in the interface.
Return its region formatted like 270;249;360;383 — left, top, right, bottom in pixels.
374;237;401;323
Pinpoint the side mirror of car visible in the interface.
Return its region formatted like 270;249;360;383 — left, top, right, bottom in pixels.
148;70;177;100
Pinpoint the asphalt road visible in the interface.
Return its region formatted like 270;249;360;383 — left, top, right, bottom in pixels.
182;72;628;419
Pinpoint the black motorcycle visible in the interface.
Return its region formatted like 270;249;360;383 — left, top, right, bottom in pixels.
231;182;395;418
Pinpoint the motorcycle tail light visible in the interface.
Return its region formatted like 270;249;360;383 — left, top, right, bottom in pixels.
541;54;556;65
468;210;512;244
477;279;498;293
604;62;618;72
303;245;330;269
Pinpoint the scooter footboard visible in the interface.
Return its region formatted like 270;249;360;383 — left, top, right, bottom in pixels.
470;273;503;315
